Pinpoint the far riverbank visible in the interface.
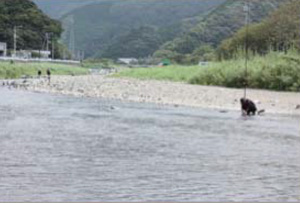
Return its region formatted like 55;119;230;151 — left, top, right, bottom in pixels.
2;75;300;115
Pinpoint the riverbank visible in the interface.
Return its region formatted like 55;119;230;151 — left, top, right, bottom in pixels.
0;61;88;79
116;51;300;92
4;75;300;115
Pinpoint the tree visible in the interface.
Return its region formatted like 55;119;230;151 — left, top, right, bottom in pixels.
101;26;162;59
0;0;63;55
217;0;300;59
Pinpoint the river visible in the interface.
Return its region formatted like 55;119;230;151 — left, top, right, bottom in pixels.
0;88;299;201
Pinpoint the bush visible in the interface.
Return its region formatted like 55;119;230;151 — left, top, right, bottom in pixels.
189;51;300;91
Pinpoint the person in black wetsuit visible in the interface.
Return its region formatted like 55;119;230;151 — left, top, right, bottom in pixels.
240;98;257;116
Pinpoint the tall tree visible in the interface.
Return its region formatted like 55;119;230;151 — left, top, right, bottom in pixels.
218;0;300;59
0;0;63;52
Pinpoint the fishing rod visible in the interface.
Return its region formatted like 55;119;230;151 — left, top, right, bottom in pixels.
244;0;250;98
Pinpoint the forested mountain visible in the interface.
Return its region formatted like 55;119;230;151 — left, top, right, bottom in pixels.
32;0;102;19
32;0;292;61
60;0;226;58
0;0;62;52
218;0;299;59
156;0;288;63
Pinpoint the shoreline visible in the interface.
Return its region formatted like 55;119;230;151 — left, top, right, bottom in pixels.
2;75;300;115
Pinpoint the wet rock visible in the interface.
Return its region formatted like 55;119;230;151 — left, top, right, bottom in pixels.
219;110;228;113
77;88;85;94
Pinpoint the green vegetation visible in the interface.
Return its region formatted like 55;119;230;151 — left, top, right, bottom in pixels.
115;0;300;92
82;58;117;69
190;51;300;91
0;0;63;55
116;51;300;92
156;0;287;64
60;0;225;58
0;62;88;79
115;65;200;82
101;26;162;59
218;0;300;59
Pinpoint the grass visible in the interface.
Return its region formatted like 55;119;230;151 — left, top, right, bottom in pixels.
82;58;119;69
114;65;201;82
0;61;89;79
114;51;300;91
190;51;300;91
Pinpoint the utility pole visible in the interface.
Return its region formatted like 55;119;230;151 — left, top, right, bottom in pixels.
13;26;22;57
13;26;16;57
63;49;66;60
244;0;250;98
45;33;50;51
52;36;55;60
81;50;85;61
68;16;76;60
299;14;300;49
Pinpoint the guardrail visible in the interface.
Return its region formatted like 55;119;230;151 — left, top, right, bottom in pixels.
0;57;81;65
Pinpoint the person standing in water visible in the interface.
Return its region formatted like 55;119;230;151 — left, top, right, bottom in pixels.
240;98;257;116
46;68;51;84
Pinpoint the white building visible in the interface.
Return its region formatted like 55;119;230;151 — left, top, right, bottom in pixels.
15;50;51;59
198;61;209;66
117;58;138;65
0;42;7;57
31;50;51;59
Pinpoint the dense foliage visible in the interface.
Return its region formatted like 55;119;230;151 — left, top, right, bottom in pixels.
189;51;300;91
116;50;300;92
117;0;300;92
156;0;287;64
218;0;299;59
0;0;63;53
60;0;226;58
100;26;162;59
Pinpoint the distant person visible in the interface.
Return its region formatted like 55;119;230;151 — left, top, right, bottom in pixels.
37;69;42;79
46;68;51;84
240;98;257;116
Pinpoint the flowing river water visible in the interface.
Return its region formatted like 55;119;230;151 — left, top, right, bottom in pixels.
0;87;299;202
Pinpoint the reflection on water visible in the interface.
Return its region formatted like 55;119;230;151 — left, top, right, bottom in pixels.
0;88;299;202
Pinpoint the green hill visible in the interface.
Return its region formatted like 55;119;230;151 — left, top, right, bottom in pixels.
32;0;103;19
60;0;226;58
0;0;62;52
218;0;298;59
156;0;288;63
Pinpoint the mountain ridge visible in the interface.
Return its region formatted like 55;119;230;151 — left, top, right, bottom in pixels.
59;0;226;58
156;0;288;63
